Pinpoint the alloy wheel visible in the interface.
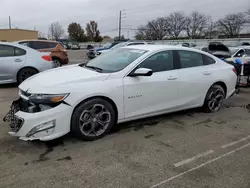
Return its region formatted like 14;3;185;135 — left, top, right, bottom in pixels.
207;88;225;112
53;59;61;67
79;104;111;137
20;69;37;82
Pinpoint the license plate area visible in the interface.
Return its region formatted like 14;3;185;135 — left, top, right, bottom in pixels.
3;98;25;132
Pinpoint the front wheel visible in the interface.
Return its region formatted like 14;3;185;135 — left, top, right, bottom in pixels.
203;85;225;113
71;98;116;141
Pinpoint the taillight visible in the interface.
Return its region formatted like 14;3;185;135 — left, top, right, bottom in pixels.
233;67;237;75
42;55;52;62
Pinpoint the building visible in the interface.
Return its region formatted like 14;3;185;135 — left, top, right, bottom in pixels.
0;29;38;42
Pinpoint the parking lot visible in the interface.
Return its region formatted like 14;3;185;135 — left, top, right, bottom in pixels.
1;50;250;188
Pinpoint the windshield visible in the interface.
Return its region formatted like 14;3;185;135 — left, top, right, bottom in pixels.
111;42;127;50
84;48;147;73
230;48;240;55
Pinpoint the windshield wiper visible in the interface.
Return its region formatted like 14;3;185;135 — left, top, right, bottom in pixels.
84;65;103;72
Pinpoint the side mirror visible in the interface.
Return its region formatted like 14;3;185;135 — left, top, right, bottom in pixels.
243;54;247;58
129;68;153;77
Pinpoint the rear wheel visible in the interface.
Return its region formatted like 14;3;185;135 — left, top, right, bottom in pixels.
71;98;116;141
17;68;38;85
203;85;225;113
52;58;61;67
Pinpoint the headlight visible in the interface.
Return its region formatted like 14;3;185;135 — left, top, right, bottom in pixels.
29;93;69;104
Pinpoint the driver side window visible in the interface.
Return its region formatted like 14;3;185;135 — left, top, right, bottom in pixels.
138;51;174;73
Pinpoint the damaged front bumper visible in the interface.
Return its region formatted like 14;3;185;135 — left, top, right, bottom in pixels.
3;97;73;141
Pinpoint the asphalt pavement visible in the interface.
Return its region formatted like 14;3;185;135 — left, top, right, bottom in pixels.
0;50;250;188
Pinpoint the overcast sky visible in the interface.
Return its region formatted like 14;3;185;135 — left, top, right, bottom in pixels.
0;0;249;38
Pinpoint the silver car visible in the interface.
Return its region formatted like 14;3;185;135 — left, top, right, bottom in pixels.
0;42;55;84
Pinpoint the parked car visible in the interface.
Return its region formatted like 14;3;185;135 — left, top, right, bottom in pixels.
95;41;154;56
226;46;250;64
177;42;197;48
16;40;69;66
241;42;250;46
4;45;237;141
198;42;231;59
71;44;81;50
86;42;120;59
0;42;55;84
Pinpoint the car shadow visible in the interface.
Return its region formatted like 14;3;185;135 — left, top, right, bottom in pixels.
0;83;18;88
110;108;200;135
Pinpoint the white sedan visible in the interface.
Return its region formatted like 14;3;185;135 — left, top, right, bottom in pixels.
0;42;55;84
3;45;237;141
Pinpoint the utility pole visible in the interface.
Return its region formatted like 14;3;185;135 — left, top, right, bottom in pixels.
209;22;213;39
118;9;126;41
118;10;122;41
9;16;11;29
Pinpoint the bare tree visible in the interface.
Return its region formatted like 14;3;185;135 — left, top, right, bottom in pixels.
86;21;102;42
165;12;187;38
245;8;250;16
216;13;246;38
185;11;211;38
38;31;47;40
135;17;167;40
48;22;64;41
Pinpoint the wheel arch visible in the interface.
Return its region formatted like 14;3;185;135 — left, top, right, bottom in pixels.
212;81;227;95
16;66;39;80
70;95;119;129
51;56;60;60
203;81;227;105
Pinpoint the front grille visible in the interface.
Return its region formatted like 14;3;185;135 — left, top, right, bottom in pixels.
3;99;25;132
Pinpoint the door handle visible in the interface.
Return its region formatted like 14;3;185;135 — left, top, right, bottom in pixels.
14;59;22;62
202;71;211;75
167;76;177;80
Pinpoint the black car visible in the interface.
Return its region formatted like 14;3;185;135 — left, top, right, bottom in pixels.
86;42;120;59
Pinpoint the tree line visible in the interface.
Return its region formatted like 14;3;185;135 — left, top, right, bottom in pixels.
135;9;250;40
41;20;104;42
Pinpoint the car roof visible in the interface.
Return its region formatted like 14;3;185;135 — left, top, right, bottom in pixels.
0;41;39;52
16;39;59;43
237;46;250;49
123;44;205;53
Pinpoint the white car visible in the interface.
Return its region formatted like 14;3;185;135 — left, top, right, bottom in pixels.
3;45;237;141
0;42;55;84
227;46;250;64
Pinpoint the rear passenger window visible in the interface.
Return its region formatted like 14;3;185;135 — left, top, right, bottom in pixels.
178;50;203;68
29;41;41;49
203;55;216;65
30;41;54;49
15;47;26;56
47;43;57;48
0;45;14;57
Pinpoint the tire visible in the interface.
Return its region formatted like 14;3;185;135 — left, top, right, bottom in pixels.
17;68;38;85
203;85;225;113
52;58;61;67
71;98;116;141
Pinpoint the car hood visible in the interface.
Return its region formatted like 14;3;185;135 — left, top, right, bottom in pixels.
98;49;111;53
95;47;109;51
19;64;110;94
